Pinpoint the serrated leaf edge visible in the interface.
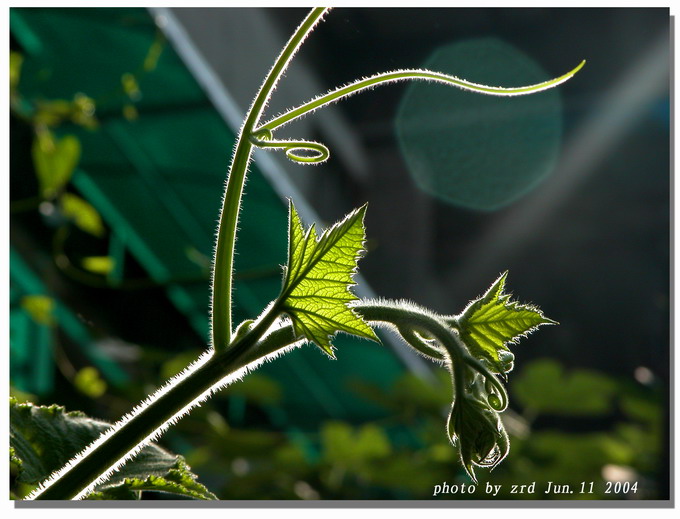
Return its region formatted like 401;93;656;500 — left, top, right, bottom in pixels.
280;201;379;357
9;398;215;500
455;272;557;369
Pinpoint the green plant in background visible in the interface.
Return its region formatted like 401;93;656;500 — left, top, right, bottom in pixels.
9;25;172;444
12;7;584;500
10;31;165;283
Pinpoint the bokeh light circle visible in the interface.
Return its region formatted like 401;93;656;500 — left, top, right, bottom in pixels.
395;37;563;211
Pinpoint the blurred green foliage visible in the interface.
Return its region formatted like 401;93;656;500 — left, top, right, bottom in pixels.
73;367;107;399
59;192;105;238
34;351;649;501
11;342;663;500
32;132;81;200
10;30;165;281
20;294;56;327
512;359;618;416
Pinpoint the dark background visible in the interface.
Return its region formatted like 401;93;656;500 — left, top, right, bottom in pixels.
10;8;671;501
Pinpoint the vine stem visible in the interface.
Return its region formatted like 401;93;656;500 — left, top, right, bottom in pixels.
26;8;334;499
256;61;586;134
355;300;467;363
211;7;329;352
355;300;508;411
29;302;287;500
28;298;466;500
248;60;585;165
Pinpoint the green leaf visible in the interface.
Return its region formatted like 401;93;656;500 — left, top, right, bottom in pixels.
32;132;81;199
9;398;216;500
121;73;142;102
512;359;618;416
81;256;115;275
279;201;379;357
225;373;283;406
456;272;556;373
321;422;392;467
20;294;55;326
10;51;23;90
73;367;107;398
71;94;99;130
91;457;216;501
60;192;105;237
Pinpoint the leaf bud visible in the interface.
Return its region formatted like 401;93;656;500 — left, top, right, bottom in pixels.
447;395;510;483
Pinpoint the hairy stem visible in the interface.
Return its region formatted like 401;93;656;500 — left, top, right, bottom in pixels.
257;61;586;135
356;300;467;361
33;356;234;500
29;8;335;500
211;7;328;351
29;297;493;500
30;304;286;500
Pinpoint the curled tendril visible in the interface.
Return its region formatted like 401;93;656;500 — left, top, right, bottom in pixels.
392;315;509;413
353;299;548;482
249;60;585;167
250;129;330;164
392;315;510;481
396;325;445;362
463;354;509;412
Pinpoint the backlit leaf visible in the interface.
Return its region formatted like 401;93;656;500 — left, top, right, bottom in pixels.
60;192;105;237
10;398;216;500
10;51;23;90
73;367;107;399
71;94;98;129
279;201;379;357
121;73;142;101
34;100;73;127
32;132;81;199
90;457;215;500
20;295;55;326
456;272;556;373
81;256;115;275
